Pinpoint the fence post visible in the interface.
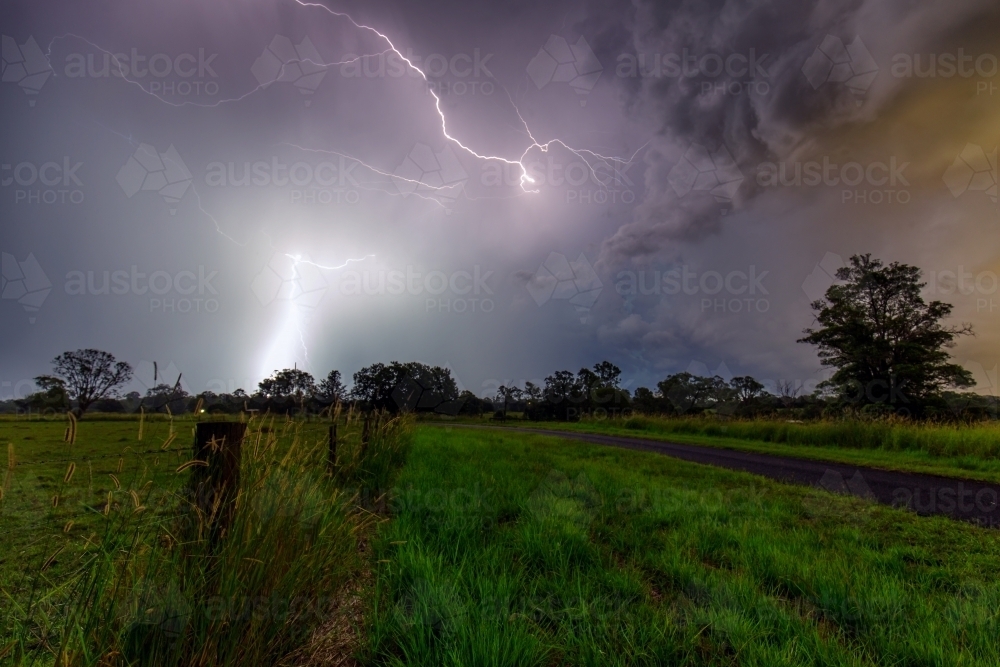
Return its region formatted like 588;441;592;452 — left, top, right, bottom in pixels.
328;424;338;474
191;421;245;539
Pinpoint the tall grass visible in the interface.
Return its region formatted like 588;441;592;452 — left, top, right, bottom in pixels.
579;414;1000;459
364;427;1000;666
2;413;413;666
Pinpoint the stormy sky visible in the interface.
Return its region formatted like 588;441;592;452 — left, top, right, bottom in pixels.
1;0;999;400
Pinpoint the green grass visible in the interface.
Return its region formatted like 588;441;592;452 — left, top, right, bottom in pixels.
0;414;350;588
8;415;1000;665
1;415;197;591
1;412;413;666
364;425;1000;666
469;415;1000;483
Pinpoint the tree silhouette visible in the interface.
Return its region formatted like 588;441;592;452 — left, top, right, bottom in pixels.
799;254;974;413
50;349;133;417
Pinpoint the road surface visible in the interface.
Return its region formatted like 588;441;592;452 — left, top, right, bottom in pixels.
456;425;1000;527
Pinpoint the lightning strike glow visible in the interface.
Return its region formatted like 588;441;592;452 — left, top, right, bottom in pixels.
284;253;375;271
52;6;646;378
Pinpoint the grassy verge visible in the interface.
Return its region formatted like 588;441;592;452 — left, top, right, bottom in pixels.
364;425;1000;665
458;415;1000;483
1;413;412;666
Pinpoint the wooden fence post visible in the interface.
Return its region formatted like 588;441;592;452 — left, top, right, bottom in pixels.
191;421;245;538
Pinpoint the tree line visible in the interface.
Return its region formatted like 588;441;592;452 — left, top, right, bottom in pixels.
6;255;995;421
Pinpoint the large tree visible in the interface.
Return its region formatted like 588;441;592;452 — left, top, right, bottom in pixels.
50;349;133;417
350;361;459;412
656;372;728;414
799;254;974;413
257;368;316;399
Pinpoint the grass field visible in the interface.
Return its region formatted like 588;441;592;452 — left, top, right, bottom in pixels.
1;413;410;666
0;415;348;587
5;416;1000;665
470;415;1000;483
365;426;1000;666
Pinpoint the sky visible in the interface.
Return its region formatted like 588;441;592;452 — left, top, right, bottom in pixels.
1;0;999;400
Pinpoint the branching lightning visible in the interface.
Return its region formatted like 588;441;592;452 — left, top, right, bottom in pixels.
292;0;646;194
48;4;648;378
47;5;646;205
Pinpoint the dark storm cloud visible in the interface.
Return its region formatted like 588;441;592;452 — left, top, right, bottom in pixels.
587;0;1000;265
1;0;998;399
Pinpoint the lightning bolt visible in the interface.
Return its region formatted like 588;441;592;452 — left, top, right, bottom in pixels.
290;253;376;363
291;1;646;194
50;7;647;380
258;251;376;374
285;253;375;270
48;9;646;205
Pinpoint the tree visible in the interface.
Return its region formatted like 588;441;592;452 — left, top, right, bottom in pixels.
457;390;491;416
656;372;728;414
775;380;801;404
350;361;459;412
495;385;522;419
576;367;599;392
50;349;133;417
317;370;347;404
144;383;190;413
543;370;577;404
257;368;316;399
592;361;622;388
730;376;765;403
22;375;70;412
631;387;660;413
799;254;974;413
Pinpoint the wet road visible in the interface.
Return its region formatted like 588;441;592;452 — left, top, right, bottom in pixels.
457;425;1000;527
